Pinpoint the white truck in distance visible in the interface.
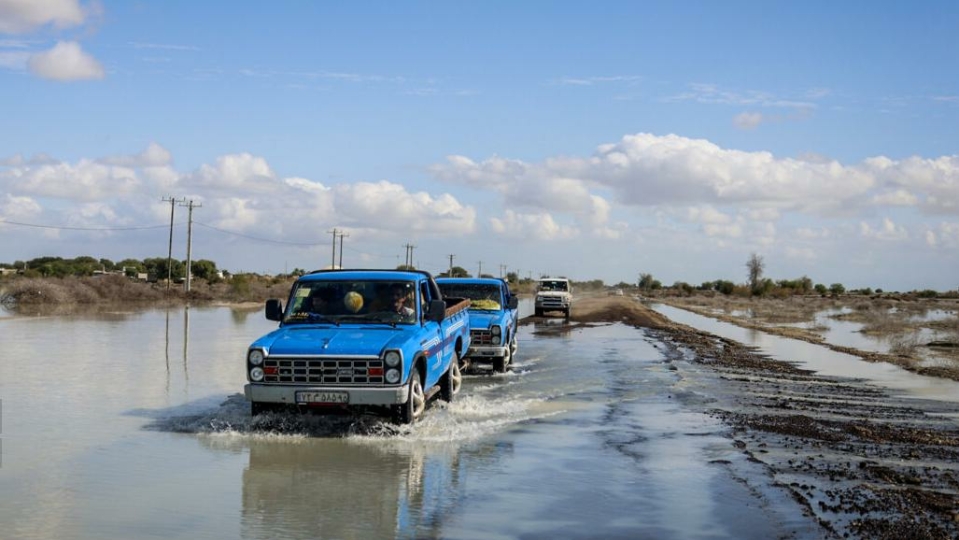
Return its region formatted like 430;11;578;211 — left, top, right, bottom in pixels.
534;277;572;318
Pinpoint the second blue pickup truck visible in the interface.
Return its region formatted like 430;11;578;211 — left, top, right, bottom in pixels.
435;277;519;373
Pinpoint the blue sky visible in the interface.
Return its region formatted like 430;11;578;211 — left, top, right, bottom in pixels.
1;1;958;291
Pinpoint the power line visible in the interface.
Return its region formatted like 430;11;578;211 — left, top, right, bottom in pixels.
194;222;324;246
0;218;169;231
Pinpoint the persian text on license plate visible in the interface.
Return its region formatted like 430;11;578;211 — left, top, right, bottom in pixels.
296;391;349;404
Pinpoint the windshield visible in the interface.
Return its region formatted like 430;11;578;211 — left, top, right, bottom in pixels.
538;280;568;292
437;283;503;310
284;280;418;325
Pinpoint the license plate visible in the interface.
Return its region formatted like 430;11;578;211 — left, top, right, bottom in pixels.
295;391;349;404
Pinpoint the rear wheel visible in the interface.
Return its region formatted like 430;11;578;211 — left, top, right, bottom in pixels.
394;368;425;424
440;352;462;401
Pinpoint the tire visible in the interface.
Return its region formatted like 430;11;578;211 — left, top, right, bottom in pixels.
251;401;274;416
563;307;570;319
493;345;510;373
440;352;462;402
535;307;543;317
394;368;425;424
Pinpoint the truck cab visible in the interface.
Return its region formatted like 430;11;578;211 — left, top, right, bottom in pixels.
435;277;519;373
244;269;470;424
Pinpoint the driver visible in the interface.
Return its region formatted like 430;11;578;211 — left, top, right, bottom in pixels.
389;283;415;321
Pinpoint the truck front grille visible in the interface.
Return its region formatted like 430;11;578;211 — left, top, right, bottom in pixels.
471;329;492;345
262;357;384;384
537;296;566;307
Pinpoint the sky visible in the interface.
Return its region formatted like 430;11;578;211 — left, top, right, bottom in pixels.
1;1;958;291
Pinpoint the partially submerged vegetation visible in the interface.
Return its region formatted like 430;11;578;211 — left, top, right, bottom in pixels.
651;291;959;380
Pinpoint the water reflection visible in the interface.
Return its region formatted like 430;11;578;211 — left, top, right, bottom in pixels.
186;432;516;540
240;439;457;539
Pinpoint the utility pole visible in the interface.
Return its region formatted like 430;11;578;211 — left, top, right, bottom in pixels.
403;242;416;269
338;230;349;269
499;264;507;278
448;254;455;276
477;261;483;278
162;196;184;290
179;199;201;292
328;228;339;268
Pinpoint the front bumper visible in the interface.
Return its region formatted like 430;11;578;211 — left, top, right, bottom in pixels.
535;297;570;309
245;383;409;406
465;344;510;362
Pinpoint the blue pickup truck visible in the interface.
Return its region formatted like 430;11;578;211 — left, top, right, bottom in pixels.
244;269;471;424
435;277;519;373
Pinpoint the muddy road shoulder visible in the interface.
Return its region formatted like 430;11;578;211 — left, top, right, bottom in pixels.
523;295;959;539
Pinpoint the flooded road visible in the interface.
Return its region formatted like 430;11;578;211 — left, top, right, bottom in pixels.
0;306;823;539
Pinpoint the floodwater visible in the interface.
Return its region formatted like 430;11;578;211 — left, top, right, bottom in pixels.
0;305;826;540
653;303;959;405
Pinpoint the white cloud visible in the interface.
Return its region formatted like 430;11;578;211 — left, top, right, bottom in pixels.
0;0;85;34
864;155;959;214
734;112;763;130
859;218;908;241
332;181;476;236
188;153;279;193
796;227;831;240
429;154;614;233
2;158;139;201
927;222;959;249
747;208;780;221
436;132;959;221
870;189;918;206
489;210;578;241
99;143;173;168
686;205;732;225
0;193;42;221
28;41;104;81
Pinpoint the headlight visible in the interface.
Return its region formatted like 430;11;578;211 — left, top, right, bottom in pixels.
492;334;502;345
491;326;502;336
248;349;264;366
385;351;401;367
250;367;264;381
386;368;400;383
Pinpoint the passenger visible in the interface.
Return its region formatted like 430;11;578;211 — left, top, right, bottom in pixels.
302;287;336;315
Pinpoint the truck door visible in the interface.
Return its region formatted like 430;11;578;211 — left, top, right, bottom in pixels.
421;280;445;383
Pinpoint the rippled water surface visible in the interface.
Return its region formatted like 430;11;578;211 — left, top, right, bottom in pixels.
1;306;819;539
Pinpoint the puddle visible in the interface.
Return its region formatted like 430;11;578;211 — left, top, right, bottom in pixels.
652;304;959;404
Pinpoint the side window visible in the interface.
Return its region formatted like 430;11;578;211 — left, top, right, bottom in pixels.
419;281;430;312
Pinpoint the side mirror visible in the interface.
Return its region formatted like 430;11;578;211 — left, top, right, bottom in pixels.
265;299;283;321
427;299;446;322
507;296;519;309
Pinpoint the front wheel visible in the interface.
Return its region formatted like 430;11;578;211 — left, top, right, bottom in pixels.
440;352;462;401
394;368;425;424
493;345;510;373
251;401;279;416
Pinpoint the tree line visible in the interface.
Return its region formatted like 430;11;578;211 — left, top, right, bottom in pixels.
638;253;951;298
0;256;225;283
